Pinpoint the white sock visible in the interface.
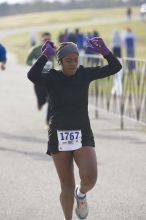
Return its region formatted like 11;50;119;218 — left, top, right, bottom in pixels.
77;186;86;198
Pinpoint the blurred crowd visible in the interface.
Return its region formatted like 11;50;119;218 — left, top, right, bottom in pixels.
57;26;136;62
29;26;136;61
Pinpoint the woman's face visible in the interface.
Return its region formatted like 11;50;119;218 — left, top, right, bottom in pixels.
60;53;79;76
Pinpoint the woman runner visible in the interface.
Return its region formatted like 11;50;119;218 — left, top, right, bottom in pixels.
27;37;122;220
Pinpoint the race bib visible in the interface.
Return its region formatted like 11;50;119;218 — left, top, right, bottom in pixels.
57;130;82;151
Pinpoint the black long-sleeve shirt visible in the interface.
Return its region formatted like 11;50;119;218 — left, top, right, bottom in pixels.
27;53;122;130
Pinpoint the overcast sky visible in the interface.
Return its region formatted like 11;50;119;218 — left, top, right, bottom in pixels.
0;0;68;4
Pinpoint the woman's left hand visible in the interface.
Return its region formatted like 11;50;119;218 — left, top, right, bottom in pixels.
86;37;110;56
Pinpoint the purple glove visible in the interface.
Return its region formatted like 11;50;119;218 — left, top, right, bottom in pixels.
41;40;56;59
87;37;110;56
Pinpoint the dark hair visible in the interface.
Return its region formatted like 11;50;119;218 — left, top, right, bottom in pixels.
41;32;51;37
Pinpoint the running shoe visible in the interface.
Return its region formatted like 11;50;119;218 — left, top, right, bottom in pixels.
74;185;89;219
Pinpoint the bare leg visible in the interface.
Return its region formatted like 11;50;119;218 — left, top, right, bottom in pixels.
73;147;97;194
52;152;75;220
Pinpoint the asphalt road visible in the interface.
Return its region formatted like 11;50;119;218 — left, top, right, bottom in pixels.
0;55;146;220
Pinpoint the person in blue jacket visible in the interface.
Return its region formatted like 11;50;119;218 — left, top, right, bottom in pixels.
0;43;7;71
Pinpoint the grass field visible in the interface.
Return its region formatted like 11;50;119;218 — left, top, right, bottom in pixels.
1;7;146;64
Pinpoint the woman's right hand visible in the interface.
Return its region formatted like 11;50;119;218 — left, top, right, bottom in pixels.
41;40;56;59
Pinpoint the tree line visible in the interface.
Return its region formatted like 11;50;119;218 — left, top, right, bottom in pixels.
0;0;143;17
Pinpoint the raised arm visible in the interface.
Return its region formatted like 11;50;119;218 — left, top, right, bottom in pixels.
27;40;56;85
27;55;48;85
83;37;122;81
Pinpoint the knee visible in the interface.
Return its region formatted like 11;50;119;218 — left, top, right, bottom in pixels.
81;170;98;188
60;182;75;197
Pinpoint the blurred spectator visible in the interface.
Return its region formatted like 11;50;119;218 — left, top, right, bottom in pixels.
26;32;54;127
110;30;122;58
140;3;146;21
123;27;136;71
126;7;132;20
66;31;76;43
58;32;65;43
74;28;84;50
27;32;52;66
0;43;7;71
58;28;69;43
92;30;99;38
111;30;123;96
29;32;37;47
